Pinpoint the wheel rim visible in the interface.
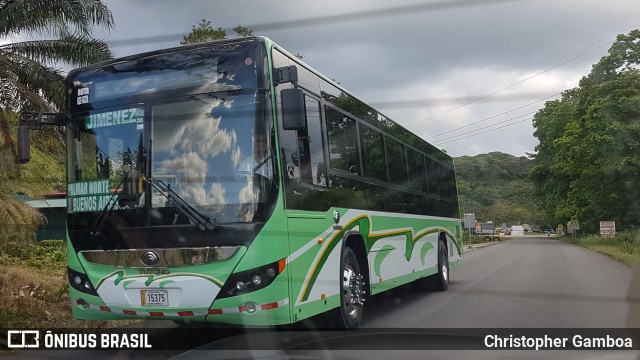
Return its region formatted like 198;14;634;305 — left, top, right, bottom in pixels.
441;263;448;282
342;263;364;320
440;249;448;283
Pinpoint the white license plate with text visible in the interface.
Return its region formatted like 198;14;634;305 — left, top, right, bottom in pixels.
140;289;169;306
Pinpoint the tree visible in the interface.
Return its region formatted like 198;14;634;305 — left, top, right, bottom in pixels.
530;29;640;232
454;152;542;227
180;19;305;60
0;0;114;247
232;25;254;38
180;19;253;45
0;0;114;111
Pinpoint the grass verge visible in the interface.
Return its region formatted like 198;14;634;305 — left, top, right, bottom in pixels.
0;240;139;329
559;230;639;266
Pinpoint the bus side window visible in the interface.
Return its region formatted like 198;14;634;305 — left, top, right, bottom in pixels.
278;94;327;187
302;96;326;186
325;106;360;175
425;156;440;196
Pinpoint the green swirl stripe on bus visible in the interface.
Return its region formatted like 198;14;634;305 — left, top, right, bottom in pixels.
299;213;453;303
420;242;434;266
95;270;225;290
297;215;368;303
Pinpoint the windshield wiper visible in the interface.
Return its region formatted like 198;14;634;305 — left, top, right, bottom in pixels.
144;177;216;231
252;154;272;175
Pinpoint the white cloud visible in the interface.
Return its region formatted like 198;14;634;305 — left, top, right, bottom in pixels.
238;177;259;204
231;146;242;168
157;152;208;205
209;182;226;204
179;115;237;158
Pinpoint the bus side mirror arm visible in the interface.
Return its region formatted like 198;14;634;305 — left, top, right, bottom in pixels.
17;111;67;164
17;124;31;164
276;65;306;132
275;65;298;86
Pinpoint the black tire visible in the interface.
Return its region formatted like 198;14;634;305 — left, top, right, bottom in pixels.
172;320;194;328
338;246;365;329
430;241;449;291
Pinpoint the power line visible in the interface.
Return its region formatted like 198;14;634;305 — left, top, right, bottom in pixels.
369;91;558;109
426;96;553;146
425;91;562;139
105;0;524;47
406;40;614;128
433;117;532;145
430;111;535;144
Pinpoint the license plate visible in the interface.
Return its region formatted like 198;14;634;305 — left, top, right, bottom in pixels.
140;289;169;306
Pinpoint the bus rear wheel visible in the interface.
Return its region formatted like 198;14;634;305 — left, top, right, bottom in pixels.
339;246;365;329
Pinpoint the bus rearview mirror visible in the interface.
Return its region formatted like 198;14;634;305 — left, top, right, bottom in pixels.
281;88;306;131
17;125;31;164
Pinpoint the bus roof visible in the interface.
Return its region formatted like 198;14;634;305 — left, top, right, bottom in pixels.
68;35;452;162
67;36;267;77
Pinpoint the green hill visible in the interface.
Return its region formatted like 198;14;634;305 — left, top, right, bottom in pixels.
454;152;543;228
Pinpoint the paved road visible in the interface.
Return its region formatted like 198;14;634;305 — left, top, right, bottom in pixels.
7;236;638;359
169;236;638;359
364;235;632;328
177;236;638;359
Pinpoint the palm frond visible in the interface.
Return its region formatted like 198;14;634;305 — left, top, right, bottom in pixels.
0;50;66;108
0;35;113;67
0;193;44;246
0;0;114;38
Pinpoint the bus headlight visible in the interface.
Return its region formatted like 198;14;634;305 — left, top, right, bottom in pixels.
251;275;262;286
68;267;98;296
217;259;286;299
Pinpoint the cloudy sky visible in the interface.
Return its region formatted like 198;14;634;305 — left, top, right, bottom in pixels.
93;0;639;157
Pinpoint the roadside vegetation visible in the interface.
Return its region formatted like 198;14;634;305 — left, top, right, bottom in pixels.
0;240;138;329
0;0;116;334
559;230;639;266
1;0;114;250
530;29;640;233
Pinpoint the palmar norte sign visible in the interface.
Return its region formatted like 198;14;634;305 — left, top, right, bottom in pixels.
68;179;114;213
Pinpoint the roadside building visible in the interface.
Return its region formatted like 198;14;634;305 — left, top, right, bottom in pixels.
19;193;67;241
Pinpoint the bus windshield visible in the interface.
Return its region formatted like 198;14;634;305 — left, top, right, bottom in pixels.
67;91;276;228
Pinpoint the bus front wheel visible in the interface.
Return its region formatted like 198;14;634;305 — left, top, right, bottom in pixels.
339;246;365;329
428;241;449;291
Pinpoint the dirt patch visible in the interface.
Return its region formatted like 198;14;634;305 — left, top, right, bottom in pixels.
0;250;139;329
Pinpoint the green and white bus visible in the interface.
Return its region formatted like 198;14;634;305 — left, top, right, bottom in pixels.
18;36;462;328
